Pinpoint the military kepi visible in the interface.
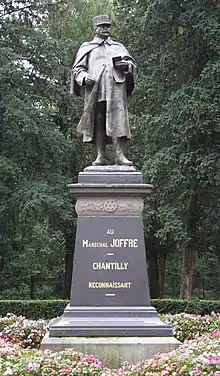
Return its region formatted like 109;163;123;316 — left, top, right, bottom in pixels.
92;15;111;27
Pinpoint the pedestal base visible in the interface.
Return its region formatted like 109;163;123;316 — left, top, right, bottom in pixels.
41;333;181;369
42;168;180;366
48;305;173;337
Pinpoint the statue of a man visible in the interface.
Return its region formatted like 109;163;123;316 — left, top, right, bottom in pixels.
71;15;136;166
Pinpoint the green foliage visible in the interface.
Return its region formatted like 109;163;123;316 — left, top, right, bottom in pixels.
115;0;220;298
1;0;220;301
0;0;77;299
153;299;220;315
0;300;68;319
0;299;219;319
0;0;114;300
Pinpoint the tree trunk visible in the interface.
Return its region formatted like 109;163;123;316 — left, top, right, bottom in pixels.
180;244;196;298
148;248;160;298
63;232;75;298
30;275;35;299
158;252;167;297
180;187;199;299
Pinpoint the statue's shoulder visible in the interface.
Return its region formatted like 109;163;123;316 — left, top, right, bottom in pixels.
80;41;96;47
79;39;100;48
73;40;99;67
77;42;94;51
111;40;125;47
76;40;99;55
80;42;90;48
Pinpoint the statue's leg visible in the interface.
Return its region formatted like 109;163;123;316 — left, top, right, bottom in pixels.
92;102;108;166
112;137;133;166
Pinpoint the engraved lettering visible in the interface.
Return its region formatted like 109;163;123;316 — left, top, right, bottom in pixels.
133;239;138;248
82;238;138;248
107;229;114;235
92;262;129;270
110;238;139;248
88;281;132;289
83;239;89;247
82;240;109;248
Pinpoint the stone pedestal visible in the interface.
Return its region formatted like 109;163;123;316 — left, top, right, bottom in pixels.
41;334;180;369
41;166;180;366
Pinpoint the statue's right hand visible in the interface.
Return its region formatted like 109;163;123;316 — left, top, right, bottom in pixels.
84;75;96;86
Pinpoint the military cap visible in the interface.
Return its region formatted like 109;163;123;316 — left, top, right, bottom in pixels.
92;15;111;27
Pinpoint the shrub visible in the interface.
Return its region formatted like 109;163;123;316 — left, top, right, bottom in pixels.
0;299;219;319
152;298;220;315
0;299;68;319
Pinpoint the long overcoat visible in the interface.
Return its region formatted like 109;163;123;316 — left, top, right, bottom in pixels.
71;37;136;143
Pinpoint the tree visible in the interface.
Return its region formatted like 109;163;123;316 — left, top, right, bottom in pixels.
115;0;220;298
0;0;75;298
0;0;115;299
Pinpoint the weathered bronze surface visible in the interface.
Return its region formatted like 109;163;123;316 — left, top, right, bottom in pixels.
71;15;136;166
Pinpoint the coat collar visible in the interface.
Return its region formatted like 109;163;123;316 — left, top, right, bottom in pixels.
92;37;113;45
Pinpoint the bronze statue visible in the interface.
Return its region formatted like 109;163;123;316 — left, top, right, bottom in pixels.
71;15;136;166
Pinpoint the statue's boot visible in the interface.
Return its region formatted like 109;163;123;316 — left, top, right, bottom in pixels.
113;137;133;166
92;154;108;166
92;132;108;166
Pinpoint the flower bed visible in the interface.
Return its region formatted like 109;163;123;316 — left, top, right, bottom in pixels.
115;331;220;376
162;312;220;342
0;313;48;349
0;338;104;375
1;312;219;347
0;313;220;375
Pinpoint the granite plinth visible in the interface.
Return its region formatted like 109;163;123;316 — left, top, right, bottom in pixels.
44;168;176;347
83;165;137;172
79;164;142;184
48;305;173;337
41;334;181;369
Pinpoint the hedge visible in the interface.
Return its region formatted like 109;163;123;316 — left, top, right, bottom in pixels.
0;300;68;319
0;299;219;319
152;299;220;315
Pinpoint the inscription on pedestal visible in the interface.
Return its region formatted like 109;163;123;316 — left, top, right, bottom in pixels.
70;217;150;306
46;178;174;338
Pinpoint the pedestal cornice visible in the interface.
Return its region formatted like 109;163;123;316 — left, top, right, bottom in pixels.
68;183;153;197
